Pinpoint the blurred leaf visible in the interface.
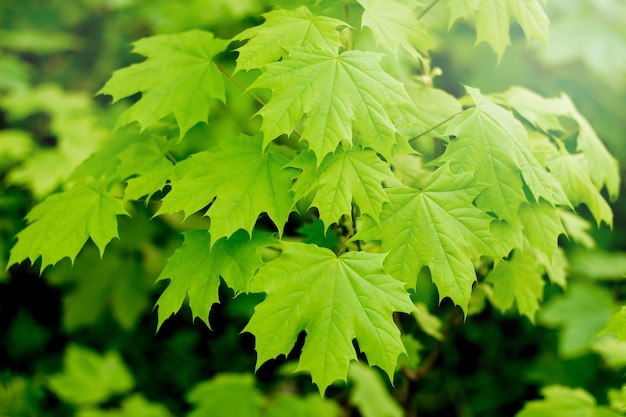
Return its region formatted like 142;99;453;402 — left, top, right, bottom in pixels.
0;376;42;417
539;282;616;357
265;394;341;417
397;334;422;370
515;385;622;417
186;374;264;417
47;345;134;405
348;362;403;417
0;29;82;53
412;302;443;340
591;336;626;370
76;394;173;417
47;243;153;331
568;250;626;281
598;307;626;342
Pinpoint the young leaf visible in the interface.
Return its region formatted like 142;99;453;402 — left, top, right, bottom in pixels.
539;282;616;357
155;230;274;330
47;345;134;406
446;0;548;62
252;47;415;161
519;201;565;260
357;165;496;311
546;153;613;226
233;6;345;72
291;146;400;228
157;135;295;243
443;86;567;223
348;362;403;417
98;30;229;137
186;374;264;417
266;394;341;417
245;242;415;393
486;249;545;322
9;185;128;270
515;385;622;417
76;395;173;417
357;0;432;58
598;307;626;342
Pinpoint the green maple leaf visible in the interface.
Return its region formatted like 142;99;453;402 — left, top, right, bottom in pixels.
252;47;415;161
443;86;567;223
186;374;264;417
446;0;548;62
244;242;415;393
291;146;400;228
47;345;134;406
98;30;229;137
519;201;565;260
9;185;128;270
515;385;622;417
348;362;403;417
486;249;545;322
357;0;432;58
155;230;273;330
547;153;613;226
446;0;480;28
233;6;345;72
598;307;626;342
357;165;496;310
496;87;620;201
157;135;295;243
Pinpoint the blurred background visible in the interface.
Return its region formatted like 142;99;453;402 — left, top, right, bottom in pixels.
0;0;625;416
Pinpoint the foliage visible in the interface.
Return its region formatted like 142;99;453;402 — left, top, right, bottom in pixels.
1;0;625;416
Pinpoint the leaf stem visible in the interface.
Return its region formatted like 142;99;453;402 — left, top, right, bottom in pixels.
408;110;466;144
417;0;441;20
215;63;266;107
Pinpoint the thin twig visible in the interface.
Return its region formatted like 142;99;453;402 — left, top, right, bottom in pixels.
408;110;466;144
215;63;266;106
417;0;441;20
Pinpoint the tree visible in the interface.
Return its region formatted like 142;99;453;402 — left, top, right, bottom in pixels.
1;0;625;416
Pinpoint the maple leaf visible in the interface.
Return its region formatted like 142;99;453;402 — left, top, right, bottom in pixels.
519;201;565;260
446;0;548;62
357;0;432;59
290;146;400;228
357;165;496;312
77;394;174;417
9;185;129;270
244;242;415;393
496;87;620;200
98;30;229;137
157;134;295;243
252;47;415;161
546;153;613;226
233;6;345;72
443;86;567;223
155;230;273;330
486;249;545;322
